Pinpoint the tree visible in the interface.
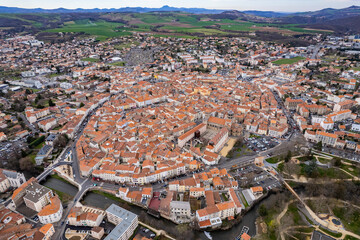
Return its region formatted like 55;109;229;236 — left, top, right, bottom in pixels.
284;150;292;162
79;102;85;108
259;204;268;217
304;160;318;178
19;157;34;171
48;99;55;107
53;134;68;149
332;157;342;167
314;141;322;151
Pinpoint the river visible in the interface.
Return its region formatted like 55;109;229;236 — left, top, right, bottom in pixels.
42;176;78;197
82;191;276;240
42;177;272;240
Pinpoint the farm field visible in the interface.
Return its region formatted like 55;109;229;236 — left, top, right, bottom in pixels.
46;19;132;41
42;12;330;41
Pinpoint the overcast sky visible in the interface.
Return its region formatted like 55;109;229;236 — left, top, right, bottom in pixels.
1;0;359;12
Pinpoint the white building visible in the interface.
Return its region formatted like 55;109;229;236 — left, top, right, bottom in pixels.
38;196;63;224
105;204;138;240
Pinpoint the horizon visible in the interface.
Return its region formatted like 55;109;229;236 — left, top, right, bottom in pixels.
0;0;359;12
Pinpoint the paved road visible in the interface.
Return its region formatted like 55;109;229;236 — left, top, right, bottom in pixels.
17;113;39;133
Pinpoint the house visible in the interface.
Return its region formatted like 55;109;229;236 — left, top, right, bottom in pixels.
38;118;57;131
68;204;105;227
250;186;263;198
190;187;205;198
91;226;105;239
0;132;7;142
170;201;191;223
216;201;236;219
38;223;55;240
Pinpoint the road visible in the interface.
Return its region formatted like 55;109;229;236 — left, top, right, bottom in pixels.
17;113;39;134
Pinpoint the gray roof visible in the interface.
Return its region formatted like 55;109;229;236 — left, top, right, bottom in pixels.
2;169;19;179
46;134;57;142
37;144;53;156
170;201;191;210
24;182;52;203
105;204;138;240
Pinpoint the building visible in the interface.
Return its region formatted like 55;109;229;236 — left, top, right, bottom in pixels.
38;223;55;240
316;131;338;147
23;182;54;212
105;204;138;240
68;204;105;227
38;196;63;224
45;134;58;146
91;226;105;239
0;168;26;193
208;128;229;153
35;145;53;165
285;98;304;110
170;201;191;223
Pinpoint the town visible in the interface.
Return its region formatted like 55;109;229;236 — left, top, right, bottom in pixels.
0;13;360;240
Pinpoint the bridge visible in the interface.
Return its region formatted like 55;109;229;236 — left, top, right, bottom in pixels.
36;161;73;182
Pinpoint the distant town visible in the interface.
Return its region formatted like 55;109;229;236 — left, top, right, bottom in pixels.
0;10;359;240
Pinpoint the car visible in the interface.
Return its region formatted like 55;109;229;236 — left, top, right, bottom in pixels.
150;233;156;238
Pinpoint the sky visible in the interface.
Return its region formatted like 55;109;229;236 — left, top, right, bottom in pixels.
0;0;359;12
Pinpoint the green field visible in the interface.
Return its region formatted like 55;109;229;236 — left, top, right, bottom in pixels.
46;19;132;41
81;57;99;62
273;56;305;65
42;12;330;41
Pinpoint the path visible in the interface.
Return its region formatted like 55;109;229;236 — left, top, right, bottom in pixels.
283;181;360;239
276;200;292;240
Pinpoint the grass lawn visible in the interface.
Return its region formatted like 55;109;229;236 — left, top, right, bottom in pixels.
241;193;249;208
272;56;305;65
81;57;99;62
266;156;281;164
34;142;44;149
344;235;360;240
47;187;73;203
51;174;77;187
114;41;139;50
319;227;342;238
287;202;302;225
333;206;360;234
317;157;331;164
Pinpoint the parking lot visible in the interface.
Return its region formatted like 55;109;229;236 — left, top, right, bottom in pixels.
245;135;280;153
136;225;156;239
232;164;282;191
